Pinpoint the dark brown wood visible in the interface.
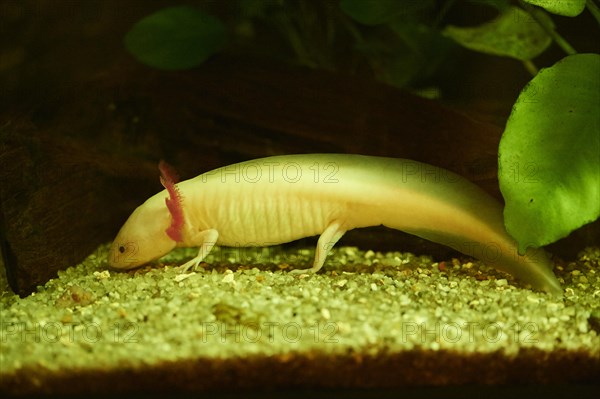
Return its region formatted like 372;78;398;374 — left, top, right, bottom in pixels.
0;56;507;296
0;121;159;296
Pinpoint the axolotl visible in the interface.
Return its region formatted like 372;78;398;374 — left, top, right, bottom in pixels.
108;154;562;295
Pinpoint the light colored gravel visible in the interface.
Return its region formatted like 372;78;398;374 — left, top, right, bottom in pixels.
1;244;599;375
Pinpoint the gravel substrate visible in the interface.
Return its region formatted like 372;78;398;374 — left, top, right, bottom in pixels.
1;244;599;395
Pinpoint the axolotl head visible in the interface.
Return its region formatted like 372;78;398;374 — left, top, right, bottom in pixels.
109;161;186;269
108;192;177;269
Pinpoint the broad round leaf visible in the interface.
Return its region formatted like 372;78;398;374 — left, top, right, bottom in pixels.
443;7;552;61
499;54;600;253
124;6;226;70
523;0;586;17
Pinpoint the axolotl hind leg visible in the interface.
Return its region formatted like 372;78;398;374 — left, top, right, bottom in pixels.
290;220;347;274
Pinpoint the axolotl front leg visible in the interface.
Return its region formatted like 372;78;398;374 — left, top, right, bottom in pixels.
179;228;219;272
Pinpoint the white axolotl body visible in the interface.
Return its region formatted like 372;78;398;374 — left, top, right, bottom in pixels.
108;154;562;295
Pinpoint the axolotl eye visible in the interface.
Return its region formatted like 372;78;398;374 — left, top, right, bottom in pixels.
109;241;142;269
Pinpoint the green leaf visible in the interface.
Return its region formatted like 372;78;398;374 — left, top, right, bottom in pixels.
339;0;434;26
384;22;453;87
443;6;552;61
523;0;586;17
499;54;600;253
124;6;226;70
